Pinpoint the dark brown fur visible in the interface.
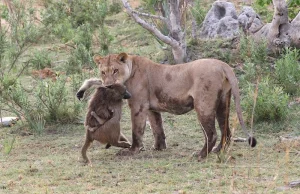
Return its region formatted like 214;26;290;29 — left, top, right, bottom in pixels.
77;82;131;163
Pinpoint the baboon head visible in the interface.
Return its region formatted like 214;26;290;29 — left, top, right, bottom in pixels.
105;83;131;101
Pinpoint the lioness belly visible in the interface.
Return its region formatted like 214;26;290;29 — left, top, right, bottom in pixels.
150;93;194;115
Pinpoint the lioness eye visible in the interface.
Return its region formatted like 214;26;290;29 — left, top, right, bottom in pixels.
101;71;106;76
113;69;119;74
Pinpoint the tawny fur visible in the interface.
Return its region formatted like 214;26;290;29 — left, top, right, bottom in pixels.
92;53;257;161
77;80;131;163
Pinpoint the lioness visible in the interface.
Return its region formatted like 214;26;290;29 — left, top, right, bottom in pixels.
85;53;256;160
77;79;132;163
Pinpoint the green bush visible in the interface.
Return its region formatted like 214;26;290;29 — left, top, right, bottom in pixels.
109;0;122;15
242;77;289;123
29;50;52;70
274;48;300;95
36;75;83;123
66;44;94;74
1;82;46;134
190;0;207;26
239;35;268;65
43;0;108;29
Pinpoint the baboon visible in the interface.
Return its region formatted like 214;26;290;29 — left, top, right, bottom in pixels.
77;78;132;163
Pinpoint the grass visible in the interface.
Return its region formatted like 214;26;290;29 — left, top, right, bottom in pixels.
1;104;300;193
1;1;300;193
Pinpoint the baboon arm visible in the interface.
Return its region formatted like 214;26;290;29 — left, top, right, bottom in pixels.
76;78;103;100
91;111;106;125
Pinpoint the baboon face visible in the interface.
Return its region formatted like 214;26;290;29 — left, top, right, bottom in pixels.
105;84;131;100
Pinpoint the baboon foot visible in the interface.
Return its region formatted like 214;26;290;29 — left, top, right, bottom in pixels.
105;144;111;149
116;144;145;156
80;157;91;165
212;144;222;153
116;148;138;156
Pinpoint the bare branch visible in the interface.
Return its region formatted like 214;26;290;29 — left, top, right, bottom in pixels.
132;10;167;21
121;0;179;48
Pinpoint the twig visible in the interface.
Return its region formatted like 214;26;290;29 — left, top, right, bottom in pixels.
132;10;167;21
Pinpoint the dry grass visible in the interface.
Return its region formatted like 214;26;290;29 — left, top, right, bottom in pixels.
1;1;299;193
1;104;300;193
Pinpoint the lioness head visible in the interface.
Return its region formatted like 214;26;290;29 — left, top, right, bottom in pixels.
93;53;132;86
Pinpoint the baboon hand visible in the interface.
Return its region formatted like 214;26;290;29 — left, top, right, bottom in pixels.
76;90;85;100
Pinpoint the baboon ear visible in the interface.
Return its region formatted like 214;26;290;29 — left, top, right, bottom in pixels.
117;53;128;63
93;55;103;64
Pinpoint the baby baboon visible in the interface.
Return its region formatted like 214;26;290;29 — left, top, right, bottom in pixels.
76;78;132;163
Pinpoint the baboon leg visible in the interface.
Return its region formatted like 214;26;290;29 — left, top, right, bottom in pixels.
110;134;131;148
91;111;105;125
214;91;232;153
119;132;131;145
194;101;217;161
147;111;166;150
88;126;98;132
112;141;132;148
81;132;93;163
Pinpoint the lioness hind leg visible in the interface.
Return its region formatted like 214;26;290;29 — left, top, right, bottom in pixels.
147;111;166;150
195;104;217;161
213;91;232;153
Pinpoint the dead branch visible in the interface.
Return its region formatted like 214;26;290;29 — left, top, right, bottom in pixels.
132;10;167;22
121;0;178;48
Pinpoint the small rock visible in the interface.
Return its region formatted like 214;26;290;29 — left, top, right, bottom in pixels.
0;117;19;127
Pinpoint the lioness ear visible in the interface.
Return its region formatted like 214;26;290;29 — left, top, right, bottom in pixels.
93;55;103;64
117;53;128;63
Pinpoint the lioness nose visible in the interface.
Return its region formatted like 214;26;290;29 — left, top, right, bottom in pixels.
103;78;115;86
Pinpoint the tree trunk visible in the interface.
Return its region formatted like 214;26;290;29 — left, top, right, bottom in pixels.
168;0;187;63
121;0;187;64
252;0;300;53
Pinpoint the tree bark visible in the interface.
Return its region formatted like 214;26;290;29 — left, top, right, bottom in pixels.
252;0;300;53
121;0;187;64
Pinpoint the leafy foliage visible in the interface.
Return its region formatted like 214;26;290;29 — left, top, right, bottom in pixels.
29;50;52;70
274;48;300;95
190;0;207;26
242;77;289;123
255;0;300;19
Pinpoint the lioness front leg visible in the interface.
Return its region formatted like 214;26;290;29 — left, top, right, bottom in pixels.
147;111;166;150
130;105;148;152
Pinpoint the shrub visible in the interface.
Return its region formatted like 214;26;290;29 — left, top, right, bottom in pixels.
1;82;46;134
29;50;52;70
109;0;122;15
242;77;289;123
190;0;207;26
35;75;83;123
274;48;300;95
66;44;94;74
239;35;268;65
